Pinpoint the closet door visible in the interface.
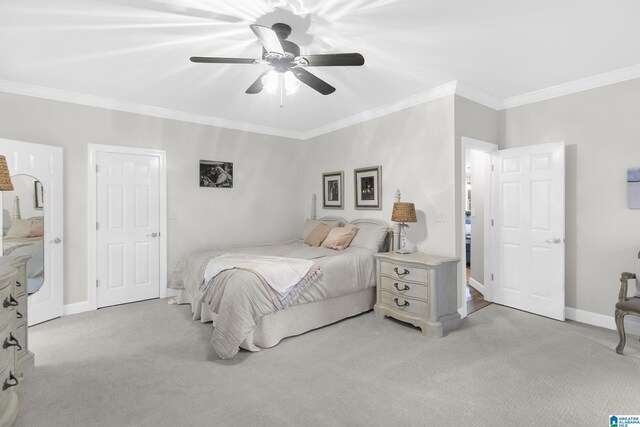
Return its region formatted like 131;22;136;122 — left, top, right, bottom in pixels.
0;138;64;325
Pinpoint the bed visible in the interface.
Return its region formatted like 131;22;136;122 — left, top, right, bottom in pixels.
169;217;391;359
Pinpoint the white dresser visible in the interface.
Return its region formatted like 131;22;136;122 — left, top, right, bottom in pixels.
0;255;34;427
374;252;461;337
0;264;19;427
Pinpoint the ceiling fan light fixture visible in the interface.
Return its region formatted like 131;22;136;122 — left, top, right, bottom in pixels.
283;70;300;95
261;70;279;94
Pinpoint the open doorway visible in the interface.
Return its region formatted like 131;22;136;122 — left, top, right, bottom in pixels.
460;137;498;316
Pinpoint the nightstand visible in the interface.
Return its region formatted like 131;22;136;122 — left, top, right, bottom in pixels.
373;252;461;337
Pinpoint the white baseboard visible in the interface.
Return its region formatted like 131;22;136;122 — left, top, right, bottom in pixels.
468;277;485;294
565;306;640;336
62;299;93;316
63;289;177;316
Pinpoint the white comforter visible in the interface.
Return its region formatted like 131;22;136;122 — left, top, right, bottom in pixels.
170;241;376;358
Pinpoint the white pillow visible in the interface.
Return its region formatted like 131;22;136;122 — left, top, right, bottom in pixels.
6;219;32;238
348;222;389;252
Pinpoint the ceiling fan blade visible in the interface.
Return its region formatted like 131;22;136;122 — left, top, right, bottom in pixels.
190;57;258;64
245;71;271;94
291;68;335;95
250;25;285;57
296;53;365;67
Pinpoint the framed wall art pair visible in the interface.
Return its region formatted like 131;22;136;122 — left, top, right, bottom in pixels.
322;166;381;210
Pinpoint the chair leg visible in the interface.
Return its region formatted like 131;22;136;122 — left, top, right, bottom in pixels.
615;309;626;355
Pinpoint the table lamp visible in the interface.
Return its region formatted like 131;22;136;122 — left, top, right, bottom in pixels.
0;155;14;191
391;202;416;254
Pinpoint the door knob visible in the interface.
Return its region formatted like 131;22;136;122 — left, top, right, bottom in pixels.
51;237;62;244
147;232;158;238
545;238;562;244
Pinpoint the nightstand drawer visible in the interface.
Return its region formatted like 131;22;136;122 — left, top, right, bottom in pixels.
380;261;429;284
380;276;428;301
380;291;429;317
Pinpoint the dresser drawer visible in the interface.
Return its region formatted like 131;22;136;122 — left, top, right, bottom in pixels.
14;275;26;298
380;290;429;317
380;261;429;284
0;328;12;374
380;276;428;301
14;323;26;361
0;365;18;394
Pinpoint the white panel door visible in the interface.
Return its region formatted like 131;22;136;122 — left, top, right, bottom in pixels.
0;139;64;325
492;142;565;320
96;152;160;307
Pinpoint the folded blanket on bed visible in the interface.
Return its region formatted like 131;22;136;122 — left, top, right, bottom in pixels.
204;253;321;306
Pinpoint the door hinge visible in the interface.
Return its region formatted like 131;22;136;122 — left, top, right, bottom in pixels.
96;222;99;230
491;274;494;281
491;219;494;226
491;164;495;172
96;280;99;288
95;164;99;173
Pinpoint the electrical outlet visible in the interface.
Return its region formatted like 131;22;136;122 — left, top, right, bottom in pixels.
436;211;446;222
170;210;178;220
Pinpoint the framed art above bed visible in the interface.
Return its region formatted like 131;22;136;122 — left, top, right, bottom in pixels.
354;166;381;209
322;171;343;209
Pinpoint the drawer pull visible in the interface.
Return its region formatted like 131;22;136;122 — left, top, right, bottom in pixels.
394;298;410;308
3;295;18;308
2;372;18;391
393;283;410;292
393;267;410;278
3;333;22;351
16;311;23;319
16;280;22;288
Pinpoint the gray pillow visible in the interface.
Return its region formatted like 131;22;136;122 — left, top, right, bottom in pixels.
349;222;389;252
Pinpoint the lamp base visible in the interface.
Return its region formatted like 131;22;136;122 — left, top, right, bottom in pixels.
395;248;412;254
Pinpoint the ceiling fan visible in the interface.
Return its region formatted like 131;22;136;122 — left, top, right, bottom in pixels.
190;23;365;96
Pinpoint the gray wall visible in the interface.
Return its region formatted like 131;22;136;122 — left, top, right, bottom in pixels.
304;96;457;257
499;78;640;317
0;92;305;305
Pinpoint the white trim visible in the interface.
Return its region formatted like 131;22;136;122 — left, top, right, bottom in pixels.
565;307;640;337
455;81;504;111
468;277;485;294
0;79;306;140
502;64;640;109
62;300;93;317
4;63;640;139
301;81;458;139
87;144;168;311
459;137;498;318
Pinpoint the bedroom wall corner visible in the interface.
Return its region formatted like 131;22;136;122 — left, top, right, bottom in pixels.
303;95;457;257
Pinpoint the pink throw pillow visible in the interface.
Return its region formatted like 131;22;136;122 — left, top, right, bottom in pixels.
304;223;333;247
321;226;359;250
29;218;44;237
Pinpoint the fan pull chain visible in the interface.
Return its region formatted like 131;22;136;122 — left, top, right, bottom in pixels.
279;73;284;108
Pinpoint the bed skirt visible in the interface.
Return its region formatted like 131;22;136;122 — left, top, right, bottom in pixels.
244;287;376;350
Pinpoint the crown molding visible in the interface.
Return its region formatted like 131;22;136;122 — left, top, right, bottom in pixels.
3;63;640;140
502;64;640;109
0;79;306;140
454;81;504;110
301;81;458;139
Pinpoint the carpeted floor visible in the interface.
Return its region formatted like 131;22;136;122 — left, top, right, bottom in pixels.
13;299;640;426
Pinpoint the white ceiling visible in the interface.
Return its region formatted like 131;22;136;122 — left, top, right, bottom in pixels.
1;0;640;139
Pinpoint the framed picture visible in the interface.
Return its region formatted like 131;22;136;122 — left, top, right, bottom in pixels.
34;180;44;209
354;166;381;209
628;167;640;208
199;160;233;188
322;171;344;209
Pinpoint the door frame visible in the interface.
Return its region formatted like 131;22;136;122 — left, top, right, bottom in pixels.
87;144;167;310
459;137;498;318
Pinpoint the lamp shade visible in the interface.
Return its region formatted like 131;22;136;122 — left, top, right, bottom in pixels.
0;155;14;191
391;202;417;223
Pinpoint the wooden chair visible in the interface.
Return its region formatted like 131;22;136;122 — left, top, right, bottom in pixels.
615;271;640;354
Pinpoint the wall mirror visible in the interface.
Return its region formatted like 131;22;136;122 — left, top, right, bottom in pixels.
2;174;45;294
